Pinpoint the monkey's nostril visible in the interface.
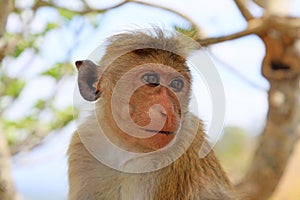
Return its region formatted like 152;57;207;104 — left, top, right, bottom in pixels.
160;110;167;117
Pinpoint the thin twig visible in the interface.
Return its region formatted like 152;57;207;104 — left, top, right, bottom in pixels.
32;0;53;11
31;0;130;14
197;22;265;46
253;0;265;8
77;0;130;14
233;0;255;21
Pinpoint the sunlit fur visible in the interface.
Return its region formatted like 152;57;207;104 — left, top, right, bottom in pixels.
68;28;234;200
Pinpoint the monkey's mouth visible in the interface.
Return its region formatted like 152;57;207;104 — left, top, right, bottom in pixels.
144;129;174;135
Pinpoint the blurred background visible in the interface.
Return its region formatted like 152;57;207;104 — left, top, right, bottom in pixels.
0;0;300;199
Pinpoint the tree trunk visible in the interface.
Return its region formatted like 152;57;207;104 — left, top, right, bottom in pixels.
0;0;13;37
236;77;299;199
0;0;19;198
236;29;300;199
0;131;18;200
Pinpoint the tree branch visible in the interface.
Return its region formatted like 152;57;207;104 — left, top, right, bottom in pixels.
233;0;255;21
272;17;300;30
31;0;130;14
253;0;265;8
0;35;22;62
77;0;130;14
0;0;13;37
197;22;265;46
0;131;18;199
32;0;53;11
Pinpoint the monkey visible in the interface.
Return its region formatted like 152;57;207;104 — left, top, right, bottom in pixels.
68;28;234;200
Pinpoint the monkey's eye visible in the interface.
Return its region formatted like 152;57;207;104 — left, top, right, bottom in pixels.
141;73;160;87
169;78;184;92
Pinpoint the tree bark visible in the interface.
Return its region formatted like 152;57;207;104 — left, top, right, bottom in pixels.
236;29;300;200
0;131;18;200
0;0;13;37
236;77;299;199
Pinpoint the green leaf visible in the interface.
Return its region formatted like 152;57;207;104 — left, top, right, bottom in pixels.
6;79;26;98
12;42;27;57
34;99;46;109
45;22;59;32
11;39;36;58
2;116;36;145
5;129;19;145
58;8;77;20
12;48;24;58
174;25;199;39
51;106;74;128
42;62;75;79
42;63;63;79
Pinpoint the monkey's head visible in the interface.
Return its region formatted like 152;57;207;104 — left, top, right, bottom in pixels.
76;30;196;152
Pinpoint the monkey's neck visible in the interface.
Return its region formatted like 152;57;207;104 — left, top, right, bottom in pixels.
72;113;233;199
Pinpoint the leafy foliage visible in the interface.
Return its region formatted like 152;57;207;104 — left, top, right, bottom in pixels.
58;8;78;20
174;25;199;39
4;79;25;98
0;2;86;153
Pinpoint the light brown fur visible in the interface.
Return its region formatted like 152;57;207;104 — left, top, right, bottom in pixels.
68;114;233;200
68;29;234;200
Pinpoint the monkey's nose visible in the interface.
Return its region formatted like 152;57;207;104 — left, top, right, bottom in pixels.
149;104;168;119
160;110;167;117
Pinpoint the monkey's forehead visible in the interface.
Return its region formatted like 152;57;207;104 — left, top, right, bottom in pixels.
123;63;190;74
99;48;190;73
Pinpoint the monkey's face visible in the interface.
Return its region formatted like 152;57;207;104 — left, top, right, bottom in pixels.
106;61;191;151
76;50;192;152
130;65;190;130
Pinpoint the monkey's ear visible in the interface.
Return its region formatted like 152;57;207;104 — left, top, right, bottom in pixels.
76;60;102;101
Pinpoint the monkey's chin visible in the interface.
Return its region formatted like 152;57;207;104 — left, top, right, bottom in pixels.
144;129;175;135
137;129;177;152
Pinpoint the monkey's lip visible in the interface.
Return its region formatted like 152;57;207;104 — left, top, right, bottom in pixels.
144;129;175;135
